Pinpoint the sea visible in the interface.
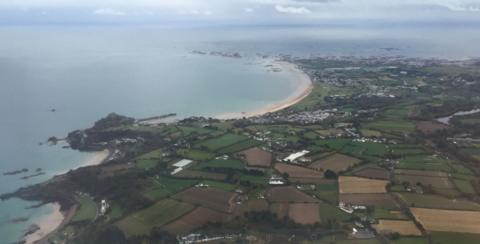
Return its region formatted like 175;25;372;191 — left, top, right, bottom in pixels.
1;24;480;243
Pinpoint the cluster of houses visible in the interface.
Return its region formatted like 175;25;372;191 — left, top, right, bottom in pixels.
249;109;335;125
178;233;241;244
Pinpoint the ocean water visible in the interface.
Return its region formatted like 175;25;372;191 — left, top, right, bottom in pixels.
1;25;480;243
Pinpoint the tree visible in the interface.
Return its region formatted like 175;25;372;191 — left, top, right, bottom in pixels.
324;170;338;179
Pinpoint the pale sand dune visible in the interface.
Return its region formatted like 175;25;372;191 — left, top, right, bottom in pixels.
24;203;64;244
217;60;313;120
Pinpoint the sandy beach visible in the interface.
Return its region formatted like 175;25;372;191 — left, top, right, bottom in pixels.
23;203;64;244
216;60;313;120
80;149;110;168
24;150;109;243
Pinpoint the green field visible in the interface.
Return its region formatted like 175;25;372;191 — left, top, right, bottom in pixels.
106;204;124;221
239;174;269;185
430;231;480;244
72;195;97;222
177;126;223;137
137;149;163;160
177;149;214;161
449;163;474;175
201;180;237;191
390;144;427;156
197;134;248;151
362;104;416;135
318;202;351;224
363;120;415;134
393;237;429;244
195;159;245;170
313;183;338;203
116;199;194;237
396;193;480;211
397;155;452;172
143;177;197;201
217;140;260;154
315;139;388;159
373;207;408;220
136;159;159;170
453;179;476;194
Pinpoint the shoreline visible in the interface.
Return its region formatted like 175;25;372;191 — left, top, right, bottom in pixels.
77;149;111;169
16;60;311;243
216;60;313;120
23;203;64;244
24;150;109;244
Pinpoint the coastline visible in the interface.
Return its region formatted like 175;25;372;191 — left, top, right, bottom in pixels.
23;203;64;244
216;60;313;120
15;60;311;243
78;149;111;169
24;150;109;244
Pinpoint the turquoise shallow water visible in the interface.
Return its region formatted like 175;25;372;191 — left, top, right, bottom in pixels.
1;25;480;243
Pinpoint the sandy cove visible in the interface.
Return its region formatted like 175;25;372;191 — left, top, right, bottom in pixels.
77;149;111;169
23;150;109;244
23;203;63;244
216;60;313;120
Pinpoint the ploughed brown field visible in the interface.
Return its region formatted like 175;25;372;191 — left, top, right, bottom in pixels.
373;220;422;236
416;121;448;135
172;187;238;213
266;186;319;203
238;147;272;168
338;176;388;194
163;207;231;234
288;203;320;225
308;153;362;173
353;167;390;180
235;199;269;216
411;207;480;234
269;203;320;225
274;163;324;183
339;193;399;208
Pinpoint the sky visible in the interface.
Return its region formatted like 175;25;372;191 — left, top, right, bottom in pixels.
0;0;479;25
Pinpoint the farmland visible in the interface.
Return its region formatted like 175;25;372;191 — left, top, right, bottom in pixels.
411;208;480;234
194;159;245;170
266;186;319;203
274;163;324;183
373;220;422;236
339;193;399;208
238;147;272;168
163;207;231;234
197;133;248;151
338;176;388;194
143;177;197;201
396;193;480;210
354;167;390;180
16;57;480;243
71;195;97;223
115;199;194;237
288;203;320;225
172;187;238;213
308;153;362;173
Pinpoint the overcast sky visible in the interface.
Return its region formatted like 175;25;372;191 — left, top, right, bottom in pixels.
1;0;479;25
